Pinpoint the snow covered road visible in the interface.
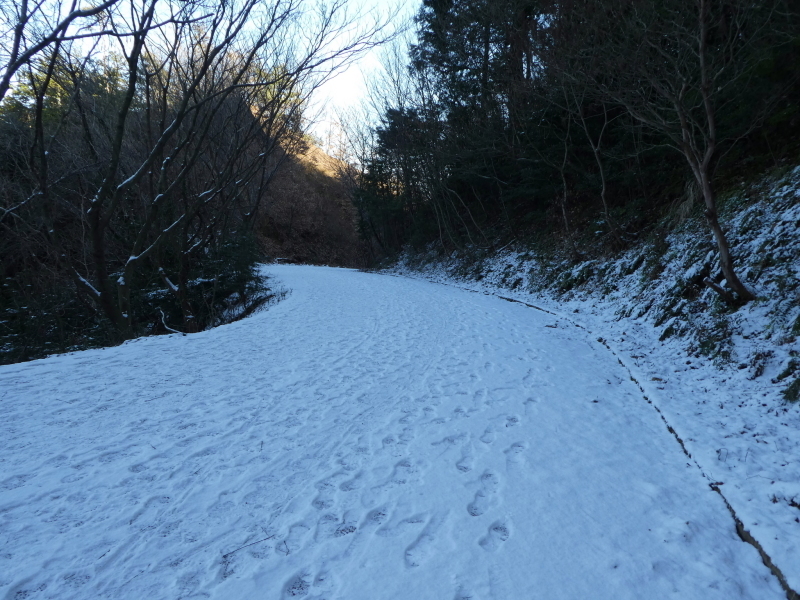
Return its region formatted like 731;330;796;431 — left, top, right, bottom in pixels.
0;265;786;599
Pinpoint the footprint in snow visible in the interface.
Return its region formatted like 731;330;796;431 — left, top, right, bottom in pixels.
2;474;34;490
479;520;511;553
361;506;390;530
523;397;539;414
339;471;365;492
283;571;311;598
277;522;311;556
467;471;500;517
312;567;336;594
366;457;423;503
382;432;413;457
432;432;468;450
337;450;362;472
315;513;340;540
98;450;126;463
311;493;335;511
354;438;371;456
404;512;447;568
479;427;496;445
504;442;528;474
454;586;480;600
376;513;426;539
311;474;344;510
60;472;86;484
456;443;475;473
333;512;359;538
398;408;420;424
405;532;435;568
522;368;536;385
373;458;424;492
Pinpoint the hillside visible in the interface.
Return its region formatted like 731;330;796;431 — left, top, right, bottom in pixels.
257;144;366;268
391;164;800;400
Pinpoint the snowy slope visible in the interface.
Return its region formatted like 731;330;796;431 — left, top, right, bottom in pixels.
0;265;786;600
388;166;800;595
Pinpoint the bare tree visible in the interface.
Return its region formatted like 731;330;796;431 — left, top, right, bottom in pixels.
558;0;796;302
2;0;393;342
1;0;114;100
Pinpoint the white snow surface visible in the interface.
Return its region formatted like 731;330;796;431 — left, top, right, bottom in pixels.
388;167;800;594
0;265;787;600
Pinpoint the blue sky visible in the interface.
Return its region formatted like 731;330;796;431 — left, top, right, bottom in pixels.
309;0;414;139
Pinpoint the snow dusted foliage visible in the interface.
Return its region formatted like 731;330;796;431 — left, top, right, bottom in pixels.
390;165;800;594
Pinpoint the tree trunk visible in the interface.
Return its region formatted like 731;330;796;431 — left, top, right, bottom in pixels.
698;170;756;302
87;205;127;336
558;114;573;242
695;0;755;303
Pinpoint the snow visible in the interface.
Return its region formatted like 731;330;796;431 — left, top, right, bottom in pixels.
75;272;101;299
0;265;787;599
158;268;180;294
387;166;800;596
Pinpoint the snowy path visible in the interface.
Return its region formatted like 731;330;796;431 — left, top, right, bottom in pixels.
0;265;785;600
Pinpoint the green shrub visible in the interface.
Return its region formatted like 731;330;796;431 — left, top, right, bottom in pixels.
783;378;800;402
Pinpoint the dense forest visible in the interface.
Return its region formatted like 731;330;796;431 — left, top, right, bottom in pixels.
0;0;384;363
353;0;800;302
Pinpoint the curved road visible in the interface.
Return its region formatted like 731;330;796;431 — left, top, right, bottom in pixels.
0;265;784;599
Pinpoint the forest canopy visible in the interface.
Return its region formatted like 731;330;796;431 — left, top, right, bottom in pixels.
352;0;800;303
